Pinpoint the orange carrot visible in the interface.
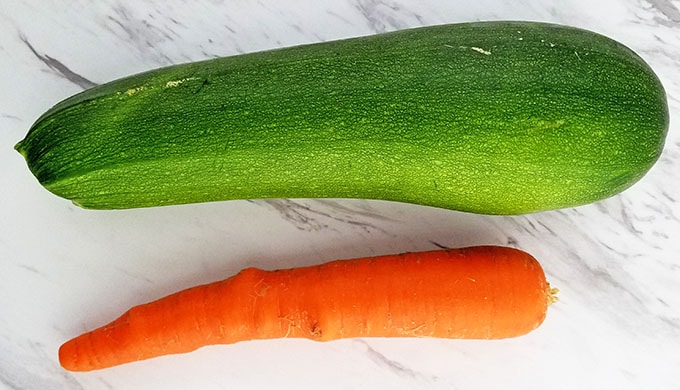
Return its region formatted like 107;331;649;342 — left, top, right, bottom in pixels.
59;246;556;371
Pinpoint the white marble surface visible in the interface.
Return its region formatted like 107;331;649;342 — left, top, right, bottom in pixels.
1;0;679;389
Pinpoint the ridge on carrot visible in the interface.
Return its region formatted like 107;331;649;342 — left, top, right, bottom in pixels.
59;246;557;371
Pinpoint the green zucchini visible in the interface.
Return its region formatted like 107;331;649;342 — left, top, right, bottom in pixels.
15;21;668;214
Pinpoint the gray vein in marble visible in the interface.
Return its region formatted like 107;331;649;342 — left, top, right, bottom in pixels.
355;340;439;382
113;265;155;285
536;220;558;236
501;215;537;238
102;4;180;65
19;33;97;90
0;373;23;390
93;377;114;390
657;312;680;333
257;199;392;233
661;189;677;203
599;240;631;258
17;263;43;276
327;9;357;26
1;113;22;121
0;373;16;390
594;200;642;235
641;190;678;226
644;0;680;25
594;196;675;251
566;247;631;295
223;24;237;34
354;0;423;33
0;342;84;390
109;4;178;44
429;240;450;249
505;235;519;246
313;199;397;222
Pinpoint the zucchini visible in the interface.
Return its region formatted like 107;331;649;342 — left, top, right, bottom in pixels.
15;21;668;214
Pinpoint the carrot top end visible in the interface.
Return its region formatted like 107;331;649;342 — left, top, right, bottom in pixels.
546;283;559;305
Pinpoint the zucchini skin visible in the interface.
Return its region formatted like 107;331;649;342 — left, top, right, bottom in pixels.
16;21;668;214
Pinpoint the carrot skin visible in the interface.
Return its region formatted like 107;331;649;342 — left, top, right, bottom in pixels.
59;246;552;371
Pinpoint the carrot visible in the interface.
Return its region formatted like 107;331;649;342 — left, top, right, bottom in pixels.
59;246;557;371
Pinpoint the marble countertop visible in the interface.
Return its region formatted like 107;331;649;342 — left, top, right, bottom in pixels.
1;1;679;389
